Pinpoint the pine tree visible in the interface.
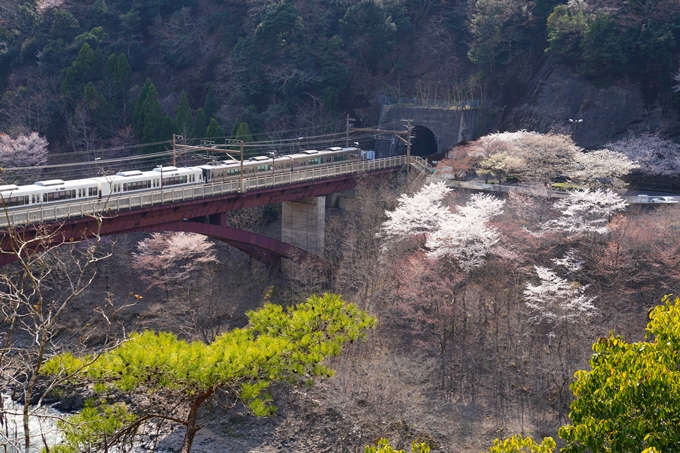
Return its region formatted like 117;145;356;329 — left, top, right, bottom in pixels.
44;294;376;453
205;117;224;138
132;79;168;150
193;108;207;138
60;42;103;97
83;82;114;137
203;86;220;119
232;121;254;142
105;53;132;121
175;91;193;139
132;78;153;134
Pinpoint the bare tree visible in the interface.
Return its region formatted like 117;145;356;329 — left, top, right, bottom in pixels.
0;210;112;453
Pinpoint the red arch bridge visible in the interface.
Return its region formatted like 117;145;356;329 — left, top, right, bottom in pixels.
0;156;424;267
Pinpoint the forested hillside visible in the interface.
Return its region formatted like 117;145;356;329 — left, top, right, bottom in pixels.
2;0;680;157
3;0;680;451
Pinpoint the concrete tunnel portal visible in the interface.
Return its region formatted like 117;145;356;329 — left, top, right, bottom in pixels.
395;125;438;157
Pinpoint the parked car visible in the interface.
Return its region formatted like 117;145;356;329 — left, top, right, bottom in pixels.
650;196;679;203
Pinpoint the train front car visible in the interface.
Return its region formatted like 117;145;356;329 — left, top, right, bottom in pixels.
0;184;40;209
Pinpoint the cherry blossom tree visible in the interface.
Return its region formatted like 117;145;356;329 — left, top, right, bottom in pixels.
0;132;49;182
426;193;505;271
477;152;523;184
131;232;219;297
471;132;636;189
469;130;531;158
524;263;596;327
541;189;627;236
380;181;452;241
606;133;680;177
0;132;49;168
513;133;579;185
381;182;505;271
438;146;477;180
568;149;638;190
471;131;574;185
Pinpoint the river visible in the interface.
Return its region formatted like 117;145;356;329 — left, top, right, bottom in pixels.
1;394;61;453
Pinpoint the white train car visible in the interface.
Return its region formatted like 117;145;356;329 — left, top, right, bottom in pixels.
0;147;360;210
0;179;100;209
199;147;359;184
94;166;202;197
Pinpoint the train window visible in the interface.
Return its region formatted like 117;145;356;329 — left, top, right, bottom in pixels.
89;187;96;196
3;196;29;207
123;180;151;191
162;175;188;186
335;154;348;161
308;158;322;165
44;190;76;202
31;194;35;204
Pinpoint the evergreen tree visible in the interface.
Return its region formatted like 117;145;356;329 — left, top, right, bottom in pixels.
231;121;255;142
205;117;224;138
132;78;153;133
105;53;132;122
83;82;114;137
132;79;168;150
175;91;193;139
203;87;220;119
193;107;207;138
44;294;376;453
231;118;241;138
60;42;103;97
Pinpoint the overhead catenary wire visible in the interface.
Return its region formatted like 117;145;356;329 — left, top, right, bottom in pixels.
0;126;384;187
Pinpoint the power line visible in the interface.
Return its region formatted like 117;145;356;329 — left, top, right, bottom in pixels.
1;126;391;173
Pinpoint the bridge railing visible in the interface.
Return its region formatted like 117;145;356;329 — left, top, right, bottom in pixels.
0;156;408;228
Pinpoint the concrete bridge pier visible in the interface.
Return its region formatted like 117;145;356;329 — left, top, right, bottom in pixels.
281;196;325;274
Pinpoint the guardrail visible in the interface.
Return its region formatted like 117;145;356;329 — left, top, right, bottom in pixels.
0;156;408;228
431;177;665;204
410;156;435;175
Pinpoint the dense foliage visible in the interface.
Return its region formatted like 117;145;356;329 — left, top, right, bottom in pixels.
3;0;677;156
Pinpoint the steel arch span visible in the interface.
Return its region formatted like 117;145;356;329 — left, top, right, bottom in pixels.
121;221;319;264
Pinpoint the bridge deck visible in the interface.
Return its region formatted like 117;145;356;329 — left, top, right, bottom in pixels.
0;156;408;228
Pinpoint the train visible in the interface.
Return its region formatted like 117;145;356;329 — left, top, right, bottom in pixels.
0;147;360;209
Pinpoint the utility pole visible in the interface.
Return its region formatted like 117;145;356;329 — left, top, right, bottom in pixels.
348;120;413;170
172;134;176;166
405;119;412;174
346;114;356;148
239;140;244;189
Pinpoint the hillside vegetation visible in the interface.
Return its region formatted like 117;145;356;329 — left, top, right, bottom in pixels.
2;0;680;156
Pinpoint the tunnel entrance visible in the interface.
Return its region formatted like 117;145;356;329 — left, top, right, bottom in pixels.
397;126;438;156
